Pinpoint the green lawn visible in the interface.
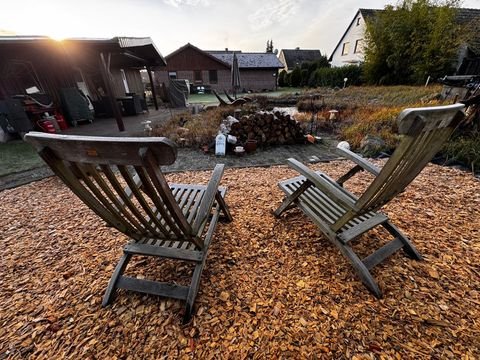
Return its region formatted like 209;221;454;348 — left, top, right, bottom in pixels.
188;87;304;105
0;140;45;177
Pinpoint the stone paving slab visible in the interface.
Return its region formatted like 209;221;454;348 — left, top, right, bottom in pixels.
1;105;341;190
164;139;339;172
0;139;340;190
62;109;185;137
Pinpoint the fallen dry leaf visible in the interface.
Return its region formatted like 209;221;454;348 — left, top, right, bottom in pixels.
0;161;479;358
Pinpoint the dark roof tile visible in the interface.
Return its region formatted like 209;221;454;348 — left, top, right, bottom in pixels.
208;51;284;69
279;49;323;68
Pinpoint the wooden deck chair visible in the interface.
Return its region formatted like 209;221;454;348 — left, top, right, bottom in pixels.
274;104;465;297
25;133;232;322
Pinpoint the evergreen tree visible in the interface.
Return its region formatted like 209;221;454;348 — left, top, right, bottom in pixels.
266;40;274;53
278;70;287;87
289;66;302;87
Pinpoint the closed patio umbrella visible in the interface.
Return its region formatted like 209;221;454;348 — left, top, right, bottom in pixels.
231;52;241;99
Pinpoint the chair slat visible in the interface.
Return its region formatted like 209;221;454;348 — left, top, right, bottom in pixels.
140;149;193;237
187;190;206;223
97;165;155;236
71;163;142;236
116;277;189;301
124;243;203;262
134;166;184;239
178;188;196;213
118;166;173;237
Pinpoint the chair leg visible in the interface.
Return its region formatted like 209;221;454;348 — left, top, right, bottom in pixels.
183;198;221;323
183;261;205;324
102;253;132;307
273;180;312;218
334;239;383;298
216;192;232;222
383;221;423;260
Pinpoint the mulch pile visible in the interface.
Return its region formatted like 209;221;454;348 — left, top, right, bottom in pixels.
1;161;479;359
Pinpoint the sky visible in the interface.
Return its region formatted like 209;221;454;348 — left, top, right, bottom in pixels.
1;0;480;57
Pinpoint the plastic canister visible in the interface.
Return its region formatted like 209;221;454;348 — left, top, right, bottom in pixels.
215;132;226;156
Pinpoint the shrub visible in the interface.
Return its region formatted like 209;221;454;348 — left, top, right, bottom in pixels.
340;106;403;150
289;66;302;87
312;65;364;88
278;70;287;87
284;72;292;87
152;106;238;146
443;132;480;172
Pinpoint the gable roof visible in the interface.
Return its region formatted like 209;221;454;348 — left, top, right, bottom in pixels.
455;7;480;23
358;8;383;20
0;35;166;67
456;8;480;53
328;8;382;62
165;43;228;67
279;49;323;69
208;51;284;69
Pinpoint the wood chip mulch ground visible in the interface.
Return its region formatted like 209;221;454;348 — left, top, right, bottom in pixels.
0;161;479;359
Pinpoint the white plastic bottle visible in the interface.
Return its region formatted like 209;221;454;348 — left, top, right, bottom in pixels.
215;132;226;156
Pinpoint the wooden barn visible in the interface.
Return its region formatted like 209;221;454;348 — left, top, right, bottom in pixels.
155;43;283;93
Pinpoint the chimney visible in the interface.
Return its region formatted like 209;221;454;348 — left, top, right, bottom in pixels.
225;48;228;51
295;47;300;50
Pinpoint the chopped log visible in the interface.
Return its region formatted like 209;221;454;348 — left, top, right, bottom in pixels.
228;111;305;146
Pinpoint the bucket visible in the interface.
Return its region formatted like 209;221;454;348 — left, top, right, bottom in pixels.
244;139;257;153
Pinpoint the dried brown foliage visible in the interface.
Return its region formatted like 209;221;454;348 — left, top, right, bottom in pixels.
152;106;258;147
0;162;479;358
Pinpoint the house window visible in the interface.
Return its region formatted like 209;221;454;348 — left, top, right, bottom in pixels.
342;42;350;56
354;39;363;54
209;70;218;84
194;70;202;83
168;71;177;79
356;17;361;26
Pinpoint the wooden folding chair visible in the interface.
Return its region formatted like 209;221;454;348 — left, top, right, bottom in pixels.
274;104;465;297
25;133;232;322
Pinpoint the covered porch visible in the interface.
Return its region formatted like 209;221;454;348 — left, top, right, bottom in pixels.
0;36;166;136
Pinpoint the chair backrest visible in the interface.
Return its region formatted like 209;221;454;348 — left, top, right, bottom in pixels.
356;103;465;214
25;133;198;246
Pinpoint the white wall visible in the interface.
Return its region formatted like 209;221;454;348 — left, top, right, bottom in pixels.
330;12;367;67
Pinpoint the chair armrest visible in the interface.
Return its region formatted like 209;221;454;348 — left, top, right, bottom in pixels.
192;164;225;234
335;144;380;177
287;158;358;211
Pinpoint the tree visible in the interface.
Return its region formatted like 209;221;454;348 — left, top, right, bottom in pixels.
364;0;463;84
278;70;287;87
289;66;302;87
266;40;273;53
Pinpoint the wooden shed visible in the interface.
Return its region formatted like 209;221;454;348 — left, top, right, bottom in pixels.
0;36;166;130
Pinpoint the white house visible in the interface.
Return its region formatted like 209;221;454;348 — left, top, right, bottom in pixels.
329;7;480;74
328;9;381;67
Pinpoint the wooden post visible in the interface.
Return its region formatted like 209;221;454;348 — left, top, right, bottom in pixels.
147;66;159;111
99;52;125;132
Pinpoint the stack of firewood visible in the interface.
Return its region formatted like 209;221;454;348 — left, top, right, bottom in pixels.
229;111;304;145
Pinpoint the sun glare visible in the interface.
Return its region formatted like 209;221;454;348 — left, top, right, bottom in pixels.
49;34;67;41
